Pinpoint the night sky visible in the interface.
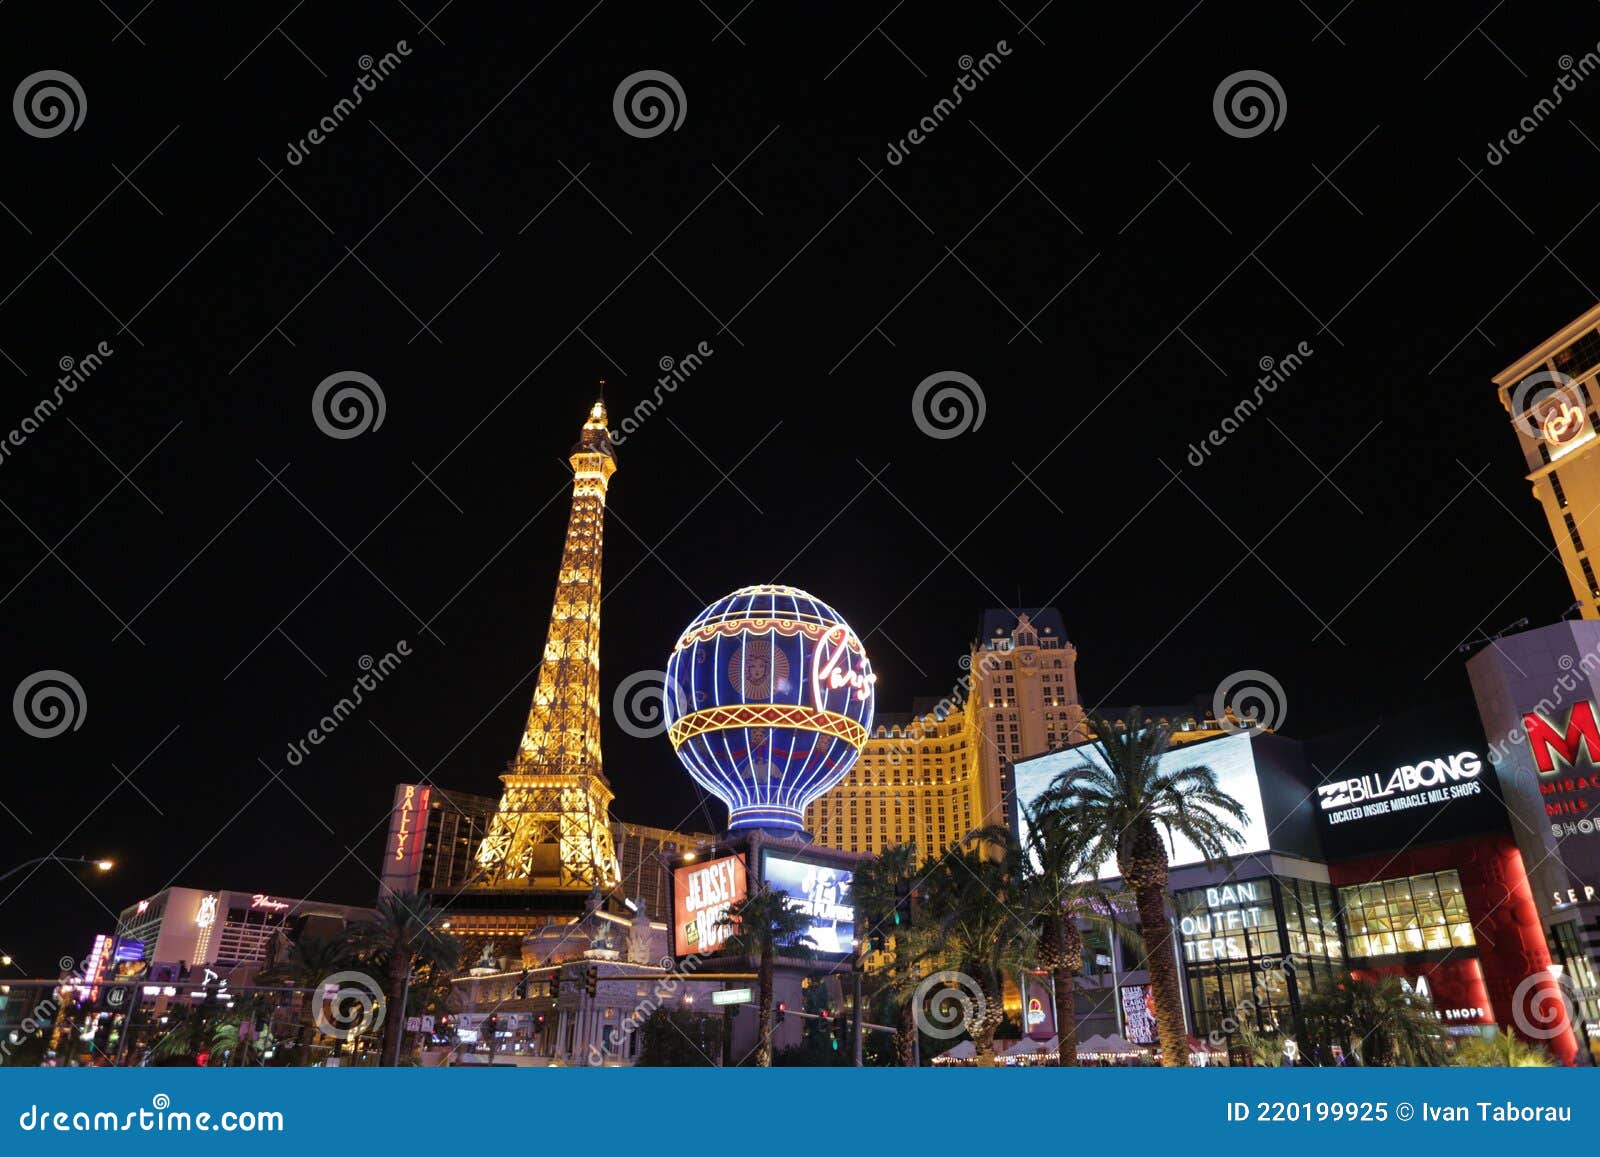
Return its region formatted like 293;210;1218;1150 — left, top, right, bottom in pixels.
1;4;1595;972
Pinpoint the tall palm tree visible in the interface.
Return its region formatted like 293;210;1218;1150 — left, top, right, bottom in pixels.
918;841;1037;1066
853;843;935;1066
714;884;814;1066
346;892;462;1067
1044;711;1249;1067
975;812;1132;1067
255;934;353;1065
1302;976;1446;1066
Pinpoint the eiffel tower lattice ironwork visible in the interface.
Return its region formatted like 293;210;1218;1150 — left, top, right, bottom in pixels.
475;398;621;889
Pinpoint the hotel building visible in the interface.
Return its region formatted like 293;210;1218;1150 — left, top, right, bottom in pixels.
1492;303;1600;618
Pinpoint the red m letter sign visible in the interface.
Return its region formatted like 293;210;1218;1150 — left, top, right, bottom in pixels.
1524;700;1600;772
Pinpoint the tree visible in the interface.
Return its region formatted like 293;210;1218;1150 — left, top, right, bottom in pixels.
975;812;1132;1067
1043;711;1249;1067
714;884;814;1066
852;843;936;1066
635;1009;721;1066
1451;1033;1555;1067
345;892;462;1067
255;934;353;1065
1301;976;1446;1066
917;841;1037;1066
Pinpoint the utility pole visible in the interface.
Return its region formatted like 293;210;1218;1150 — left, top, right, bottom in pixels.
852;955;863;1067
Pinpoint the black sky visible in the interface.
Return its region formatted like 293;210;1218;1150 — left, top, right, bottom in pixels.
1;3;1595;970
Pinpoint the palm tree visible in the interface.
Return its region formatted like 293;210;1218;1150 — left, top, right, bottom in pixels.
975;812;1132;1067
918;841;1037;1066
852;843;934;1066
1044;711;1249;1067
714;884;814;1066
345;892;462;1067
1301;976;1446;1066
1451;1033;1554;1067
255;934;353;1065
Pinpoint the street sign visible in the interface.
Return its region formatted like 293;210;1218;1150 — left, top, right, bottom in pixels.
711;988;753;1006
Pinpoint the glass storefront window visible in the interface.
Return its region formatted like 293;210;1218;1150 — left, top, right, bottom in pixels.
1339;870;1475;959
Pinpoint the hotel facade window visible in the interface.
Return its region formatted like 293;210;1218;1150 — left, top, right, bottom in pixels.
1338;870;1475;958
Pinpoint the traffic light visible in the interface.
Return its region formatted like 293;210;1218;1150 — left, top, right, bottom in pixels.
893;879;912;926
775;1002;786;1025
584;966;598;997
866;916;886;953
514;969;529;999
486;1014;499;1037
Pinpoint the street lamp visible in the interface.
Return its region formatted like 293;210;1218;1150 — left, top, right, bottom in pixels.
0;856;116;887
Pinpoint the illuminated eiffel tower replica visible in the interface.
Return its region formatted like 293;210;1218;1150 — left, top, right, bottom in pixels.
458;398;622;936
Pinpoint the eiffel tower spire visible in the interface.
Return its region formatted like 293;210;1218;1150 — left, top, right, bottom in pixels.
475;397;621;889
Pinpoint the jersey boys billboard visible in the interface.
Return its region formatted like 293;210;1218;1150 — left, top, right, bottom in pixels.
672;854;748;957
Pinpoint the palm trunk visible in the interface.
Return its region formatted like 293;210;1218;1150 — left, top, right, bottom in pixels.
1132;880;1187;1068
895;992;917;1067
971;971;1003;1067
756;943;774;1067
381;962;407;1067
1053;916;1082;1067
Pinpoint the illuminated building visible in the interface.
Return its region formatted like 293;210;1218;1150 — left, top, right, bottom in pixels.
111;887;371;972
805;607;1227;858
474;399;622;891
1009;700;1581;1065
663;584;877;836
1493;304;1600;618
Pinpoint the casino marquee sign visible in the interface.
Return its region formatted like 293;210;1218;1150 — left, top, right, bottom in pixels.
1318;750;1484;825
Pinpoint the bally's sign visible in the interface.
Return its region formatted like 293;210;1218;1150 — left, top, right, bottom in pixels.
1318;751;1483;825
